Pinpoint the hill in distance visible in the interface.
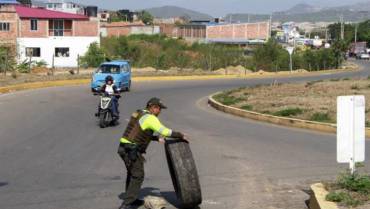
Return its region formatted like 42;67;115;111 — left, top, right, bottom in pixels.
145;6;213;21
226;1;370;23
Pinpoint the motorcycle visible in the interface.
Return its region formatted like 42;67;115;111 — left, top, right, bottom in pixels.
94;93;120;128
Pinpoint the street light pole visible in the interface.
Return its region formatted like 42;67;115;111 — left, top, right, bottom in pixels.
289;53;293;72
286;47;294;73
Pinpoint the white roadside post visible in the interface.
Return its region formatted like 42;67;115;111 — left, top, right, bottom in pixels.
286;47;294;73
337;96;366;174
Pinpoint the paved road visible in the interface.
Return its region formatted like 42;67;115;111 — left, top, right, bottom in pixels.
0;60;370;209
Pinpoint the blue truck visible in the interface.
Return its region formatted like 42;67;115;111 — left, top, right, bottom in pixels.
91;60;131;92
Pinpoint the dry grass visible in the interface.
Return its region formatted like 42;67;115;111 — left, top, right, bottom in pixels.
0;73;91;87
221;78;370;124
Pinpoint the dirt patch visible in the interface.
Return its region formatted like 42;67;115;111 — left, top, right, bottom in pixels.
215;65;253;75
215;78;370;125
132;67;157;73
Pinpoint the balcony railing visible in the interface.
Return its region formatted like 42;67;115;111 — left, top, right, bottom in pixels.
48;29;72;37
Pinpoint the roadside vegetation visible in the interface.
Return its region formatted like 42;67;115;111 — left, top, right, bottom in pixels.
80;35;348;72
328;20;370;46
80;34;248;70
213;78;370;126
325;167;370;207
253;39;344;72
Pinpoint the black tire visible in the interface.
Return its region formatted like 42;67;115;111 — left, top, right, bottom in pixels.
99;112;107;128
126;80;131;92
165;140;202;208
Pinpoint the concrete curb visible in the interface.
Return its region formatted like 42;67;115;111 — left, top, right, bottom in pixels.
0;79;90;94
208;93;370;137
309;183;339;209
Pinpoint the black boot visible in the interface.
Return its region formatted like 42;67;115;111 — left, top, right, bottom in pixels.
132;199;144;206
118;203;136;209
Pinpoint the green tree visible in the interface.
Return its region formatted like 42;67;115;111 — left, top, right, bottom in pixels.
331;40;348;68
357;20;370;46
253;39;284;71
302;49;316;71
17;0;31;6
0;46;16;75
328;22;354;42
138;10;154;25
79;42;105;67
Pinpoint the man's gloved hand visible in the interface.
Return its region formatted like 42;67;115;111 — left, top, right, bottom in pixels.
171;131;184;139
170;131;189;143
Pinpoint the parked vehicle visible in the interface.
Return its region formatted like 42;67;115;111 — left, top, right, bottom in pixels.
350;42;367;57
356;53;370;60
95;93;119;128
360;53;370;60
91;60;131;92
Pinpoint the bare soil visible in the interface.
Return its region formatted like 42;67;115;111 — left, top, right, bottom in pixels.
220;78;370;125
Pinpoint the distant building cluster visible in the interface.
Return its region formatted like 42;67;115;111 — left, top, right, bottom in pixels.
272;21;332;49
0;0;282;68
0;0;99;68
160;20;270;44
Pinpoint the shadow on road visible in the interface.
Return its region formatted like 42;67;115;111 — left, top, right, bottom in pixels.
0;182;8;188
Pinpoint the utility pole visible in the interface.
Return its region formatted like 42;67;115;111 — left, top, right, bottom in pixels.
269;14;272;39
340;14;344;40
355;23;358;43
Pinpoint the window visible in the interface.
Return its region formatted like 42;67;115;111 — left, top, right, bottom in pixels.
52;19;64;36
30;19;38;31
55;48;69;57
122;65;130;72
96;65;121;74
0;22;10;31
26;48;41;57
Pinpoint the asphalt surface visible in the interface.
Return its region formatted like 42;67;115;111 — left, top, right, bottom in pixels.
1;60;370;209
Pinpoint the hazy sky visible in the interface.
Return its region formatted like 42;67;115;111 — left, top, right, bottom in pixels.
76;0;367;17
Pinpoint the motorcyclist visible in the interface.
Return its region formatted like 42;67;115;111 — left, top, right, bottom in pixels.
99;75;120;121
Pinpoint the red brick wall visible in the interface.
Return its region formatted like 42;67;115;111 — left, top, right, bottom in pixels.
206;22;270;40
246;24;258;39
234;24;246;38
74;20;99;36
258;22;269;39
0;5;17;45
105;27;131;37
20;19;48;38
159;24;178;38
178;25;206;39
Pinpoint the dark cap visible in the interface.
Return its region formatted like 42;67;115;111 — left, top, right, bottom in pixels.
146;97;167;109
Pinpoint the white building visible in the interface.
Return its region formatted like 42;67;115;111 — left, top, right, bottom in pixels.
44;0;84;15
3;5;100;68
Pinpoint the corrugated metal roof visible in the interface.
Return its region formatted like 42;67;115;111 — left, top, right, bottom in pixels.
15;5;89;19
0;0;19;4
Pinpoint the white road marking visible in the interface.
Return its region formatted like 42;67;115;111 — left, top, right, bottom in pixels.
203;199;220;205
